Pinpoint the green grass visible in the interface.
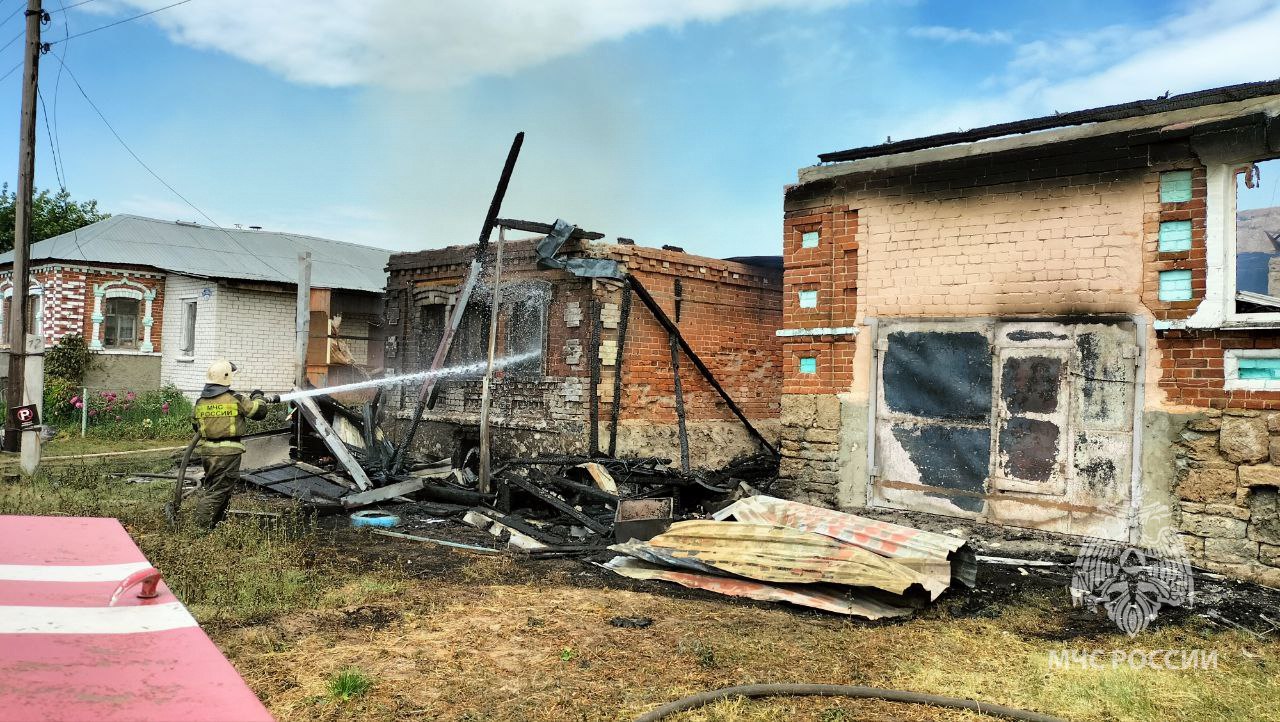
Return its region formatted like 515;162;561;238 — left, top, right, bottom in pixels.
327;668;373;701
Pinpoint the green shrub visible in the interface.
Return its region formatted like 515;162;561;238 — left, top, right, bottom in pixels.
44;334;95;384
42;376;80;425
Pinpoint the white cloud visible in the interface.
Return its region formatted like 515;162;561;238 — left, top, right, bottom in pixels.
907;25;1011;45
84;0;855;89
894;0;1280;139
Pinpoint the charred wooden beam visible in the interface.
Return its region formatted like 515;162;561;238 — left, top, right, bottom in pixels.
505;474;612;535
495;217;605;241
388;259;481;473
530;469;620;503
669;333;690;473
607;282;631;457
588;299;603;457
628;276;778;456
477;133;525;255
468;507;569;545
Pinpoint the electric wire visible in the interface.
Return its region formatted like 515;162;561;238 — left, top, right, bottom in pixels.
0;27;23;54
0;2;24;32
44;0;88;261
49;0;193;44
48;0;98;14
47;53;292;280
36;86;64;190
0;58;21;83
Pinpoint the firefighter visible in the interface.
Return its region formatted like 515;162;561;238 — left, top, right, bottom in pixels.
189;359;281;529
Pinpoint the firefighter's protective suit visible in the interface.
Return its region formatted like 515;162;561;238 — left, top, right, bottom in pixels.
188;359;279;529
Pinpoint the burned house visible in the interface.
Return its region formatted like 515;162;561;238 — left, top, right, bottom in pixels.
382;222;781;471
779;80;1280;585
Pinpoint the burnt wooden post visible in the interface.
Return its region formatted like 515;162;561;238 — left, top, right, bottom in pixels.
607;282;632;457
477;227;506;493
670;333;690;472
628;275;778;456
389;132;524;473
588;298;603;457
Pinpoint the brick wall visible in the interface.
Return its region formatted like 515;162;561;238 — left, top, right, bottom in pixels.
384;239;782;468
160;274;220;396
216;284;297;394
617;246;781;423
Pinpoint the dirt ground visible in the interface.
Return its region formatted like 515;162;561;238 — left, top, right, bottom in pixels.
206;498;1280;722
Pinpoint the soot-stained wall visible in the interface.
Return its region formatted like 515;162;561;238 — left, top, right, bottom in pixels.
383;238;782;469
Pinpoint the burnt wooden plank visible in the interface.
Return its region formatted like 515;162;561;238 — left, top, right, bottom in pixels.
495;218;605;240
505;474;611;535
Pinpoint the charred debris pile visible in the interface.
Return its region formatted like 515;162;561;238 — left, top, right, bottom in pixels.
242;389;976;619
245;386;778;547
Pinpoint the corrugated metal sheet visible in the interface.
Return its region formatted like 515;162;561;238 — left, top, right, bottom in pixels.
603;556;912;620
0;215;390;292
713;495;974;599
622;520;928;596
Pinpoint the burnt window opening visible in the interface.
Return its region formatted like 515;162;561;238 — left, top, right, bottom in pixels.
503;289;548;376
415;280;550;379
445;302;487;376
1234;158;1280;314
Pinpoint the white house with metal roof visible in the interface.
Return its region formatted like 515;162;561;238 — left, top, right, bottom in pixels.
0;214;391;396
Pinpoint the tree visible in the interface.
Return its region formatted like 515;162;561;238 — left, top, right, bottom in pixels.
0;184;109;253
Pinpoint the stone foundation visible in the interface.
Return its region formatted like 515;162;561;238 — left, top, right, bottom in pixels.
1174;409;1280;586
774;394;842;506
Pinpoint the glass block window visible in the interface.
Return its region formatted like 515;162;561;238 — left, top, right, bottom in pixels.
798;290;818;308
1158;270;1193;301
801;230;820;248
1157;220;1192;252
1160;170;1193;203
1226;350;1280;390
799;357;817;374
1238;357;1280;380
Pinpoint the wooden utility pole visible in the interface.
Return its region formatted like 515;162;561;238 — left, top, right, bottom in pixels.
4;0;41;452
294;252;311;390
477;226;505;493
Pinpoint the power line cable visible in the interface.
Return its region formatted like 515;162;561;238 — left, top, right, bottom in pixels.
49;0;69;198
0;26;23;54
0;58;21;83
48;0;98;14
35;87;64;190
49;0;193;45
0;2;24;31
47;53;292;280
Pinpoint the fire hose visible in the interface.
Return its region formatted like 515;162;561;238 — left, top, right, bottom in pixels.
632;683;1066;722
164;432;201;529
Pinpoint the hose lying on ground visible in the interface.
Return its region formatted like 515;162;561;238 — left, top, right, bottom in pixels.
165;432;201;529
632;683;1066;722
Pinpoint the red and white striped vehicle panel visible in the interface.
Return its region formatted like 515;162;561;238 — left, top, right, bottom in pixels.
0;515;274;722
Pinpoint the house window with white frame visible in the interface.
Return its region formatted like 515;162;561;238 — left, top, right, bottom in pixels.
179;299;197;357
102;297;141;349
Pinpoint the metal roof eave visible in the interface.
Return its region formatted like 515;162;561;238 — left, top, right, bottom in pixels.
800;95;1280;186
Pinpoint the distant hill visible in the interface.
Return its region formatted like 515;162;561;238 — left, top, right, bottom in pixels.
1236;207;1280;295
1237;206;1280;253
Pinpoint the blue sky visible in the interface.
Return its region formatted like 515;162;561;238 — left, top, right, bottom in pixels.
0;0;1274;257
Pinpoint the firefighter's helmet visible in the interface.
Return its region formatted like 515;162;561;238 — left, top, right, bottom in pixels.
206;359;237;385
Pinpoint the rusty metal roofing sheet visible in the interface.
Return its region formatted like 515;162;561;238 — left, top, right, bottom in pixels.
713;495;975;599
603;556;912;620
629;520;928;596
0;214;390;292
